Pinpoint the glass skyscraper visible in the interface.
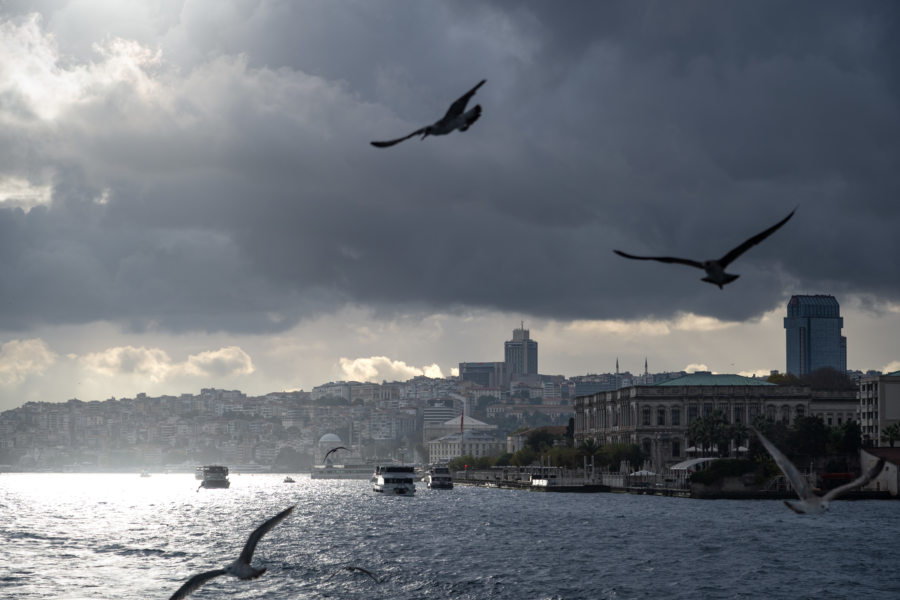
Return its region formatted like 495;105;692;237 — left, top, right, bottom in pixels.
783;295;847;376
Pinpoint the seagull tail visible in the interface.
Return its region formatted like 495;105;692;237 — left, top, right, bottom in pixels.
460;105;482;131
240;567;267;581
702;274;739;288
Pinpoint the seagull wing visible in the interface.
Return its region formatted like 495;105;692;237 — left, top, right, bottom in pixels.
751;427;810;500
613;250;705;270
168;569;227;600
370;128;426;148
440;79;486;121
717;209;795;267
324;446;350;461
822;458;885;503
326;565;382;583
238;504;295;565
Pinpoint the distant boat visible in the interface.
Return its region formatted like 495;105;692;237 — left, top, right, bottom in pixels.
140;470;151;478
283;476;295;483
372;465;416;496
425;465;453;490
196;465;230;489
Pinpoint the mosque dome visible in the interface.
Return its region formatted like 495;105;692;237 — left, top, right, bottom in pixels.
318;433;342;444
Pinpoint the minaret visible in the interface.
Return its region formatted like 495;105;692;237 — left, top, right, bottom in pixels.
644;357;648;376
615;358;620;390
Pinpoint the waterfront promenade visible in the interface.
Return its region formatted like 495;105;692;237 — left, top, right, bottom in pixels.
452;466;893;500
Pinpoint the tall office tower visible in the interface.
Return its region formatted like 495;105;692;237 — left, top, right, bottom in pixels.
504;323;538;376
783;295;847;376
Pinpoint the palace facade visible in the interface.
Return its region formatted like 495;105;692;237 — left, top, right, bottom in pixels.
573;373;857;470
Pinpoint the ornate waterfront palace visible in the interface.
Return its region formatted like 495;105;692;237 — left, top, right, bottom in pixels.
573;373;857;471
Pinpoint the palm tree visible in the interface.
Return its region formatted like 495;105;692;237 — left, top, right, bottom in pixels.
688;412;730;456
579;437;600;457
578;438;600;476
730;422;749;455
688;417;714;456
882;423;900;448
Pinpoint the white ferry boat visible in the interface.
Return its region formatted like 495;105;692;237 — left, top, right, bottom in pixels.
372;465;416;495
425;465;453;489
196;465;230;489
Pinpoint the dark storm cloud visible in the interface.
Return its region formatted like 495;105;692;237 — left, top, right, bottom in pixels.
1;1;898;334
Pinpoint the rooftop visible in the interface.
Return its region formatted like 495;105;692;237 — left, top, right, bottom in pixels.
653;373;775;387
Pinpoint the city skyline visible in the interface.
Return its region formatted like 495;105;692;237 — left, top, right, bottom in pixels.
1;3;899;412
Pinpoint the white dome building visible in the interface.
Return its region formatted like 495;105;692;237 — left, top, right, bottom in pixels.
317;433;343;464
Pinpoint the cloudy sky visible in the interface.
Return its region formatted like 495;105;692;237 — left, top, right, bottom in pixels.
1;1;899;411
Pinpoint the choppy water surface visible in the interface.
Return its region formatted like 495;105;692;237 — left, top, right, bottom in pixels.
1;473;897;599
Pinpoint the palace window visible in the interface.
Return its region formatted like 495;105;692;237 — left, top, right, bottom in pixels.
672;439;681;458
688;405;699;422
672;407;681;426
657;407;666;426
642;406;651;426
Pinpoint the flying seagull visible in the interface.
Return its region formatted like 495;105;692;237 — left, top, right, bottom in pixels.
613;208;795;288
751;427;885;514
325;565;384;583
323;446;350;462
168;504;295;600
371;79;485;147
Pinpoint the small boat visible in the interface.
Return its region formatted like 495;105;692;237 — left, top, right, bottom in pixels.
425;465;453;489
196;465;230;489
372;465;416;495
139;470;151;478
283;476;295;483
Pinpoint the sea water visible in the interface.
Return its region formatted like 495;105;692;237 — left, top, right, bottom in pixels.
1;473;897;599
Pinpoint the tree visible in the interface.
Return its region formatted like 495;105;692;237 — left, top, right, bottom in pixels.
448;455;476;471
525;429;558;452
579;438;600;457
493;452;514;467
565;417;575;445
767;372;802;386
729;422;750;456
510;447;538;467
881;423;900;447
800;367;857;391
688;412;730;456
838;420;862;454
790;416;829;458
597;443;644;472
